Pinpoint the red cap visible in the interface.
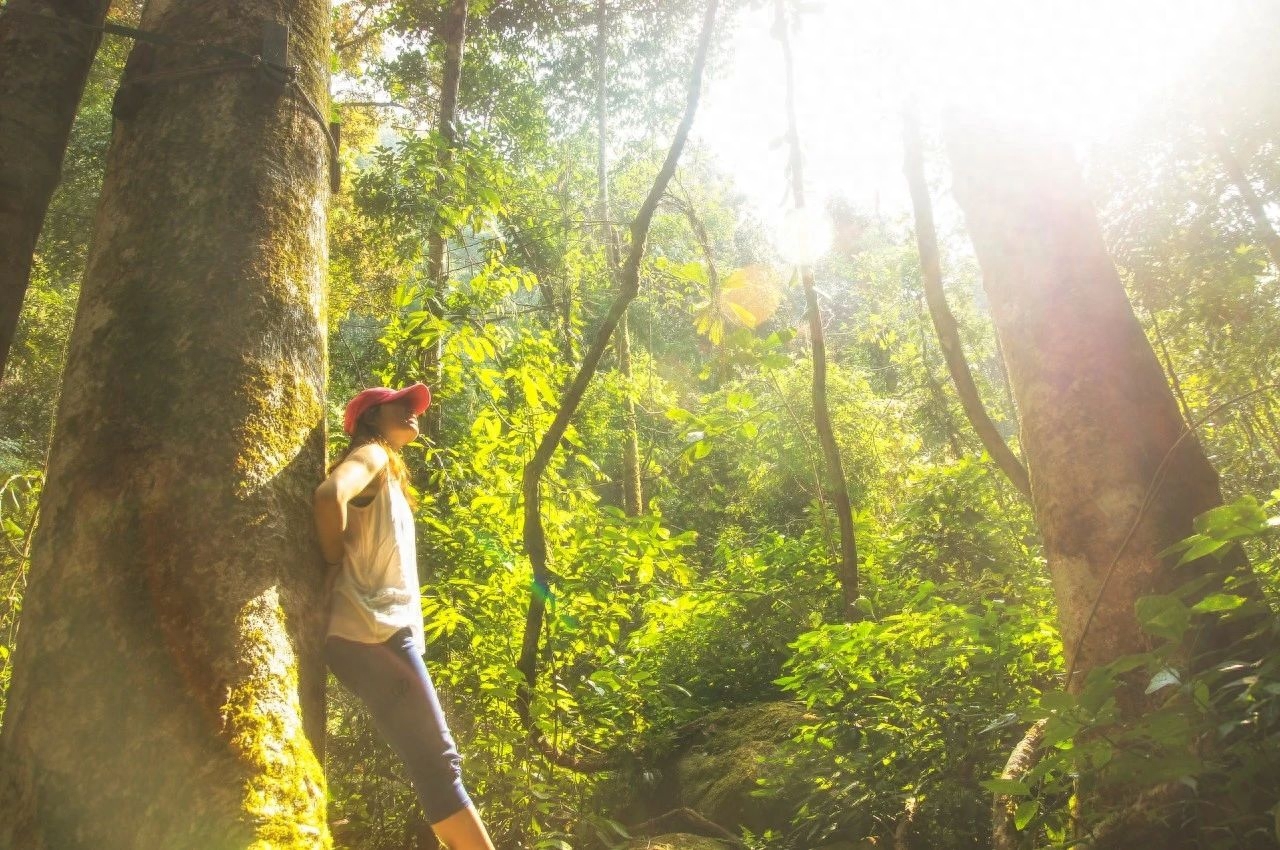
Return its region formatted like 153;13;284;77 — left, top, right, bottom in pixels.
343;383;431;435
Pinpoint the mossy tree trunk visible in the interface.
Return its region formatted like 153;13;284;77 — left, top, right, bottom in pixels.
0;0;333;847
944;113;1238;692
0;0;112;382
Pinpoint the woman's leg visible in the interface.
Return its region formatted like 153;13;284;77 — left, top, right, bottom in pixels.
326;631;494;849
429;804;495;850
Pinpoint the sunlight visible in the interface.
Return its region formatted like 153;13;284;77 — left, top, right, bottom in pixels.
696;0;1239;230
777;205;834;266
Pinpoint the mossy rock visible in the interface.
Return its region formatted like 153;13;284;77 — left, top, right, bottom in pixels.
623;834;729;850
674;701;808;834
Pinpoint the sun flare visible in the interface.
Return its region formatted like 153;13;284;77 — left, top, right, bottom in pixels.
697;0;1239;234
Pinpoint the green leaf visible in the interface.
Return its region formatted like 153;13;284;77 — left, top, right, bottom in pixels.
1038;691;1075;713
980;778;1031;796
1175;536;1228;565
1014;800;1040;830
1135;595;1191;642
726;301;759;328
1145;667;1181;695
1190;593;1246;613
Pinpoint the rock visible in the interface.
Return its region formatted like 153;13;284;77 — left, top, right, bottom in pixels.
674;701;808;835
623;834;729;850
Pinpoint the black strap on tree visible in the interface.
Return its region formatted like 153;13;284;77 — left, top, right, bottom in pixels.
8;10;342;192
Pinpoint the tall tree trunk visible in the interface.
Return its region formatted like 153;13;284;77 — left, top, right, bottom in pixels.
902;105;1031;500
422;0;467;444
0;1;333;846
517;0;718;770
596;0;642;516
775;0;859;618
1210;128;1280;272
614;313;643;515
944;113;1241;693
947;114;1266;849
0;0;112;383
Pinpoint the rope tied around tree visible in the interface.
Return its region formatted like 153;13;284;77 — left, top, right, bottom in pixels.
5;8;342;192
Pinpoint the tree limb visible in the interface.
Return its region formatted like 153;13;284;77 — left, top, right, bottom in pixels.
992;720;1046;850
903;102;1031;500
514;0;720;774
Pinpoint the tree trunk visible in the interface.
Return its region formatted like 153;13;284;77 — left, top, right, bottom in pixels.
614;313;643;515
596;0;642;517
0;0;112;383
775;0;859;618
944;113;1239;692
0;1;332;846
1210;128;1280;272
422;0;467;444
903;105;1031;500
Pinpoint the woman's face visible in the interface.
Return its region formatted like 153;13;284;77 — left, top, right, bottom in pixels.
370;398;420;449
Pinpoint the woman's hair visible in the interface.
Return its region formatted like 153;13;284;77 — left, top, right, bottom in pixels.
331;404;416;506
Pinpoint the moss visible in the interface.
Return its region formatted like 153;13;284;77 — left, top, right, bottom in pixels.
234;360;323;497
221;588;330;849
676;702;808;835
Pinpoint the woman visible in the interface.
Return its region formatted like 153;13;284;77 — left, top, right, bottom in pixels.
315;383;495;850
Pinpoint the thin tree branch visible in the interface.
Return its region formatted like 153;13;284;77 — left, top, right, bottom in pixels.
775;0;860;618
903;101;1032;500
514;0;720;774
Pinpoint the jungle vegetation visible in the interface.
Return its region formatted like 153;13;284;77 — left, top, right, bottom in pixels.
1;0;1278;848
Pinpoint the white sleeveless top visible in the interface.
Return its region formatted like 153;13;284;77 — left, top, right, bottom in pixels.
327;475;425;654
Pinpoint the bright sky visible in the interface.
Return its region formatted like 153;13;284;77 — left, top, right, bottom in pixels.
694;0;1237;239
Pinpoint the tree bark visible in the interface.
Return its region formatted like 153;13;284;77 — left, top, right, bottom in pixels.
0;1;333;846
614;313;643;515
0;0;112;383
775;0;859;618
516;0;718;771
944;113;1240;692
902;105;1031;500
596;0;642;517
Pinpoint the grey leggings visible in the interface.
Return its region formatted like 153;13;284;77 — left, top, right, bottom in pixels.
325;628;472;823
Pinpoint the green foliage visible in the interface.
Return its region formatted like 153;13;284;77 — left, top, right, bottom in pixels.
0;470;42;724
9;1;1280;848
753;461;1059;848
771;591;1060;848
998;493;1280;849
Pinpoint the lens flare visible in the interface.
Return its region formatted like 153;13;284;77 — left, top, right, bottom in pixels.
777;206;833;266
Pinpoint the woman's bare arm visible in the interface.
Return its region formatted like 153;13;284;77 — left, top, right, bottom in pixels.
314;443;389;565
